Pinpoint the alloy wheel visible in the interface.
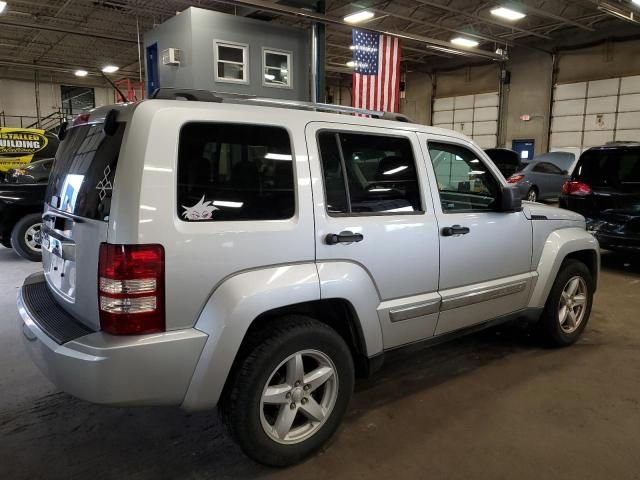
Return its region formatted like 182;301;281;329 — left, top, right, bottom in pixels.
557;276;588;334
260;349;338;445
24;223;43;253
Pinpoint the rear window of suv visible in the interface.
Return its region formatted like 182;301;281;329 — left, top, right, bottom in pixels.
575;148;640;191
177;123;295;221
46;122;125;221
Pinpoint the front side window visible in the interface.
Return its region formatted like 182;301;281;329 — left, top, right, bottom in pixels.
428;142;500;212
318;131;422;215
263;49;292;88
177;123;295;221
214;41;248;83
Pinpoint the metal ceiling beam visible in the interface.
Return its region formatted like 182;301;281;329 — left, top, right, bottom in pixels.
0;19;138;44
0;58;140;78
409;0;552;40
364;6;517;46
508;1;595;31
206;0;505;59
591;1;640;25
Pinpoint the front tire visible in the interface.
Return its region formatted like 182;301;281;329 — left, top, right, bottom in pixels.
537;259;594;347
10;213;43;262
220;315;354;467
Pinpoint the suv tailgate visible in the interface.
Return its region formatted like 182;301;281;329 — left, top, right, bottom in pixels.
42;115;126;331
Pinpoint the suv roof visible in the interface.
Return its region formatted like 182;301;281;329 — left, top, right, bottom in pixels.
70;89;473;145
587;141;640;151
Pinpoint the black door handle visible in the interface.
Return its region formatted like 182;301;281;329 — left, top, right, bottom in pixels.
441;225;470;236
325;231;364;245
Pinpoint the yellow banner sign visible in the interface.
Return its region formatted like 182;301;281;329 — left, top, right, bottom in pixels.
0;128;49;172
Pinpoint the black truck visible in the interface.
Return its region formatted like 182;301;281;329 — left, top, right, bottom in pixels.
0;182;48;261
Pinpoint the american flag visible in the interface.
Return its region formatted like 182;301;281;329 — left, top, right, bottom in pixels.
352;29;401;113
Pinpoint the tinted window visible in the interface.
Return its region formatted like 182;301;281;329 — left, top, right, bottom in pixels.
177;123;295;221
575;148;640;190
428;142;500;212
46;123;125;221
318;131;422;215
532;162;562;174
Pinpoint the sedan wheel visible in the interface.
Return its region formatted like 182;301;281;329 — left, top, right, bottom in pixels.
527;188;538;202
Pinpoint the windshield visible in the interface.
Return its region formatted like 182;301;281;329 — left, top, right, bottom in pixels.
45;122;125;220
575;148;640;191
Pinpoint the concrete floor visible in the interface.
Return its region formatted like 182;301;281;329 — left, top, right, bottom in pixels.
1;245;639;480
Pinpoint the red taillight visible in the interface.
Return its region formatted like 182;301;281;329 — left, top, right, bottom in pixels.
98;243;165;335
507;174;525;184
562;181;592;196
72;113;91;127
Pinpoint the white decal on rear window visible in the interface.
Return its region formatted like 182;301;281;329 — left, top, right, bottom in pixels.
96;165;113;201
182;195;219;221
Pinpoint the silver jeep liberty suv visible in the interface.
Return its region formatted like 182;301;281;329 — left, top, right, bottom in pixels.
18;89;599;467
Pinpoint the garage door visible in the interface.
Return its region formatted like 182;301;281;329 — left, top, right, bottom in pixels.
432;92;499;149
550;75;640;156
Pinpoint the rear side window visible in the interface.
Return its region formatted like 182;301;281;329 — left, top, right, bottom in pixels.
575;148;640;190
177;123;295;221
46;123;125;221
317;131;422;215
532;162;562;174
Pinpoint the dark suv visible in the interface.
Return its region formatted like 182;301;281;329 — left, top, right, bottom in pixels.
560;142;640;252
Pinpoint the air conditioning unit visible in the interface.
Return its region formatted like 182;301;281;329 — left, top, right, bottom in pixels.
162;48;181;66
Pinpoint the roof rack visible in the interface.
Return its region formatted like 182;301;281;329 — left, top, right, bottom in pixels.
149;88;412;123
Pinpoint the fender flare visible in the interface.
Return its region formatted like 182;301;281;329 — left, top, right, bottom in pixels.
528;227;599;309
182;263;321;411
181;261;385;411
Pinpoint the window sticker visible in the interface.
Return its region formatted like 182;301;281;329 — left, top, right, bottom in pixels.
182;195;218;221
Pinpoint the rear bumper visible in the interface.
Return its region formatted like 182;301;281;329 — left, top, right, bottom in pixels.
18;273;208;406
594;232;640;252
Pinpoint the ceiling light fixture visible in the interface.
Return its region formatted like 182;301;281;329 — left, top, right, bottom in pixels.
490;7;526;20
346;60;355;68
101;65;119;73
451;37;479;48
344;10;375;24
0;2;6;14
633;0;640;6
74;69;88;77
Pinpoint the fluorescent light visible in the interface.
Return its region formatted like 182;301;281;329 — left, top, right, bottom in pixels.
346;60;355;68
490;7;526;21
632;0;640;5
349;45;356;50
101;65;119;73
264;73;276;81
383;165;408;175
74;69;88;77
344;10;374;24
0;2;6;14
451;37;479;48
265;153;292;161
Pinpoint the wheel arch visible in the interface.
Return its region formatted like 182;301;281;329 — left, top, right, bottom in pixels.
528;227;600;309
181;262;382;411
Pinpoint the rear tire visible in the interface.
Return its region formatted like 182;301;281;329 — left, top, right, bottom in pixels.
526;187;538;202
10;213;43;262
220;315;354;467
537;259;594;347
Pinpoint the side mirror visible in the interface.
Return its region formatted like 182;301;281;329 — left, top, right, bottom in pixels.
500;185;522;212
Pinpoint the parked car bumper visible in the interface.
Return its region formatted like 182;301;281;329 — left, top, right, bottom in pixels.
592;231;640;252
18;272;208;406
